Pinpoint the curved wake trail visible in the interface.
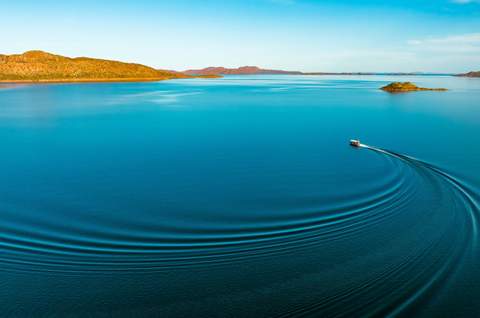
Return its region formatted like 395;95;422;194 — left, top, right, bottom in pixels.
359;143;480;317
361;143;479;248
279;144;480;318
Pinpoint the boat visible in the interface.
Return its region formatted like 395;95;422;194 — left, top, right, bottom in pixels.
350;139;361;147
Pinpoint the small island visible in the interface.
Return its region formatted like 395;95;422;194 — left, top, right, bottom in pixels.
380;82;447;93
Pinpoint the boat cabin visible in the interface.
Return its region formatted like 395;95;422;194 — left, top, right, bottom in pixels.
350;139;361;147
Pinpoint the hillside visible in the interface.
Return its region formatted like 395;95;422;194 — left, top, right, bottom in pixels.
184;66;303;75
457;71;480;78
0;51;188;82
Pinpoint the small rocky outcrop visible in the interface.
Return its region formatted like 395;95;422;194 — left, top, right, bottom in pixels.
381;82;447;93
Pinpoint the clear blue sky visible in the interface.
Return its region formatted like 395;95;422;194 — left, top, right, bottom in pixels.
1;0;479;72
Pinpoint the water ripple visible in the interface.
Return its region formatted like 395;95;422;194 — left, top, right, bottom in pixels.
1;143;478;317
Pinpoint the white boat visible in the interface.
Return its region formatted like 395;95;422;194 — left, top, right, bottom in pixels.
350;139;361;147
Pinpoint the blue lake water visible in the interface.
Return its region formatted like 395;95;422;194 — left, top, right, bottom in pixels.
1;75;480;317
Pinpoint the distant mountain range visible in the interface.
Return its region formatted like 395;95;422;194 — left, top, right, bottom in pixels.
0;51;188;83
183;66;455;76
184;66;303;75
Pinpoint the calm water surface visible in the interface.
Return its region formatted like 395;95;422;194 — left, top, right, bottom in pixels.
1;75;480;317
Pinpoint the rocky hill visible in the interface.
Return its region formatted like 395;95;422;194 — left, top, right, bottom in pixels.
457;71;480;77
0;51;187;82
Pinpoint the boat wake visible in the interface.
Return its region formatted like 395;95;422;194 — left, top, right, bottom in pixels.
277;143;480;317
354;143;480;316
361;142;479;246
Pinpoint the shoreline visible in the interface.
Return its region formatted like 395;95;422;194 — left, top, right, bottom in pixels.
0;77;176;84
0;75;221;86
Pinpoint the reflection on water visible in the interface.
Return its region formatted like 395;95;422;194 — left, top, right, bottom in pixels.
1;75;480;317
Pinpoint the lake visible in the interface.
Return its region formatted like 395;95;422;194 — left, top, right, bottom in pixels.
1;75;479;317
